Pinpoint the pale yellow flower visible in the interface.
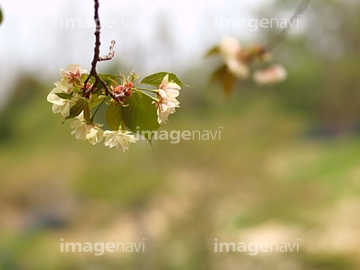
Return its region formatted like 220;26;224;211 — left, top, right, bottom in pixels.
70;114;104;145
47;82;74;117
219;36;249;79
253;65;287;85
156;75;181;124
60;64;86;86
103;130;137;152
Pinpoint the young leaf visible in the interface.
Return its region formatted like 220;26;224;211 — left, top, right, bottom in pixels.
80;73;91;84
106;102;121;131
140;72;183;87
121;91;160;141
209;65;235;97
222;70;236;97
83;104;91;123
65;98;87;120
205;46;220;57
210;64;227;83
98;73;122;87
55;92;73;99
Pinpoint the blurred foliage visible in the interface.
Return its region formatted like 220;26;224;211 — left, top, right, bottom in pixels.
258;0;360;134
0;7;3;25
1;0;360;269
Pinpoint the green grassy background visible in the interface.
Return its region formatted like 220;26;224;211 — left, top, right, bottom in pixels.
1;0;360;269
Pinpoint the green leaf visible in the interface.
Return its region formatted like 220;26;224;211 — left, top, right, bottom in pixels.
205;46;220;57
66;98;87;120
55;92;73;99
106;102;121;130
122;91;160;141
83;104;91;123
140;72;183;87
209;65;235;97
80;73;90;84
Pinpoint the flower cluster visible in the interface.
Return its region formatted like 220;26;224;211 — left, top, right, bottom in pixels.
209;36;287;93
219;36;287;84
70;112;137;152
46;64;85;117
47;65;182;152
111;81;133;104
70;113;104;145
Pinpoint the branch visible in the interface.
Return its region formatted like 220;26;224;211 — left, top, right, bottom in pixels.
265;0;311;52
82;0;116;100
99;40;116;61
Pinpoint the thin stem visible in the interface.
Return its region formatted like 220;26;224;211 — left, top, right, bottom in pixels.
265;0;311;52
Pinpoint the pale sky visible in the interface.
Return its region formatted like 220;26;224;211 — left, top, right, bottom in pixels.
0;0;271;106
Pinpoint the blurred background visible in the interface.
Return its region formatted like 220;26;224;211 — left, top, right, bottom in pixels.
1;0;360;269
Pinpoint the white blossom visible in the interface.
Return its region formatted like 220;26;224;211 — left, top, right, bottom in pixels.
219;36;242;59
219;36;249;79
103;130;137;152
70;114;104;145
253;64;287;85
226;57;249;79
60;64;87;86
47;82;74;117
156;75;181;124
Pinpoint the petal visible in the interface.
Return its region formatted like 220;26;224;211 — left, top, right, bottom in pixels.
166;88;180;98
226;58;249;78
59;100;72;117
160;74;169;88
47;92;64;105
220;36;242;59
167;82;181;92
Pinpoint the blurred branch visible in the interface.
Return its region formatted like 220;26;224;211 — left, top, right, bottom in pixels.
265;0;311;52
82;0;117;100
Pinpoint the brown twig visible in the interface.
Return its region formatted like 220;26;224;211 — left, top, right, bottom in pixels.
265;0;311;52
82;0;116;100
